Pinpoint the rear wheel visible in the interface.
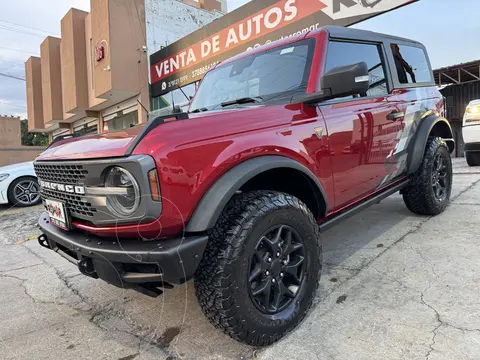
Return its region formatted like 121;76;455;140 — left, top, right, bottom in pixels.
194;191;321;346
466;152;480;167
8;177;41;207
403;137;452;215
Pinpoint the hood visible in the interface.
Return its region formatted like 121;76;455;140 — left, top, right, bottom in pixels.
36;105;293;162
36;126;145;161
0;161;34;172
36;107;263;161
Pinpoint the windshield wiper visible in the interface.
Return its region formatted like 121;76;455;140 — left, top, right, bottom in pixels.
190;107;209;113
220;97;262;107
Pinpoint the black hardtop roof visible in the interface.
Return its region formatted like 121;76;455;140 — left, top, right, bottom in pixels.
323;26;423;47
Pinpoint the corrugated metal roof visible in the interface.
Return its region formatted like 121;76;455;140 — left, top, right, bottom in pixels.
434;60;480;86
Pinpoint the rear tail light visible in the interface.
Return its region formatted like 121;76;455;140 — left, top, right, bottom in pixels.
148;169;161;201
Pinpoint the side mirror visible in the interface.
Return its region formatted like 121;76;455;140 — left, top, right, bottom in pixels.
295;62;370;106
322;61;370;100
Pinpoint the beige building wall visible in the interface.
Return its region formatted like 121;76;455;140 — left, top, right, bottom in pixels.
26;0;223;134
0;117;45;167
0;117;21;147
25;57;44;132
85;13;106;110
40;37;64;125
90;0;112;99
61;8;89;114
0;149;45;167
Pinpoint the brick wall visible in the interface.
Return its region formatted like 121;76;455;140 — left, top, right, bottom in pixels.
0;117;45;167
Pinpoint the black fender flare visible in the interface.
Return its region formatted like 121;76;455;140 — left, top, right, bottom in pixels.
407;115;454;175
185;155;328;233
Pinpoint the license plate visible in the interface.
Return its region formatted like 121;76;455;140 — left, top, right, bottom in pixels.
44;199;71;230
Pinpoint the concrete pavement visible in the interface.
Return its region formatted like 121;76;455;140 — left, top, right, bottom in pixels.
1;159;479;360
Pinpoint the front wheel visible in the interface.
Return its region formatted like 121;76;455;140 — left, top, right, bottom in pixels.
403;137;452;215
194;191;322;346
466;152;480;167
8;176;41;207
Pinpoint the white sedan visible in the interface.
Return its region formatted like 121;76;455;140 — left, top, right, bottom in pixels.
0;161;41;207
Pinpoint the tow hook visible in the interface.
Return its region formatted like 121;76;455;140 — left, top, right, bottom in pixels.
38;234;51;249
78;258;98;279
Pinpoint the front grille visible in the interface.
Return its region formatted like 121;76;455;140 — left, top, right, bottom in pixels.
35;163;96;218
34;164;88;185
40;188;97;218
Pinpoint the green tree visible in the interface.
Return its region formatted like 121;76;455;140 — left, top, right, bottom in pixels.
20;120;49;146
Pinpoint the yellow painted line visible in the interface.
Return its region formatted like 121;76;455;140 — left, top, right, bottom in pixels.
15;235;38;245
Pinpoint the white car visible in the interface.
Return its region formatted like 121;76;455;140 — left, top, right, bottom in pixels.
463;100;480;167
0;161;41;207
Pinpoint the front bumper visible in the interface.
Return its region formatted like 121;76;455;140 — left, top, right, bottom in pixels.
38;212;208;290
0;188;7;204
464;142;480;153
462;124;480;145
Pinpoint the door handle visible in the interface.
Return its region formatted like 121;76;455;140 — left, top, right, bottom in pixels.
387;112;405;121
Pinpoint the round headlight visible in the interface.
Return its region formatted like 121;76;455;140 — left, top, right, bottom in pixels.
105;167;140;217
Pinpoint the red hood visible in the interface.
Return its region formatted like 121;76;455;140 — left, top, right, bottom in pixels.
36;125;145;161
36;106;275;161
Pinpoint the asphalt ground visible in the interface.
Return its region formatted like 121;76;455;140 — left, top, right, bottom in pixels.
1;158;479;360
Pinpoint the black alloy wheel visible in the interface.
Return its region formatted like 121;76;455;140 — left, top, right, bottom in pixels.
249;225;305;314
195;191;322;346
402;137;452;216
431;153;449;202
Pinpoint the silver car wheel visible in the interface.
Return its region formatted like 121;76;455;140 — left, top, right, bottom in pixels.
13;179;40;205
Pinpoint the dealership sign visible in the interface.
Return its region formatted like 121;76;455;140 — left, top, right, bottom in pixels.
150;0;418;97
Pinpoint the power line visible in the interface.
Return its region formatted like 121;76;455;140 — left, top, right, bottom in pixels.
0;58;23;64
0;24;47;39
0;46;38;56
0;19;59;36
0;72;25;81
0;100;26;109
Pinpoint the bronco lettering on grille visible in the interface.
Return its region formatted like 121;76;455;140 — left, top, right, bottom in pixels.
39;180;85;195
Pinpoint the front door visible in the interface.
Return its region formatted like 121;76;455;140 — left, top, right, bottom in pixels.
319;40;403;208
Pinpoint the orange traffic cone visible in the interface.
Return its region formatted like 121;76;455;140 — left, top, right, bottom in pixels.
103;122;109;133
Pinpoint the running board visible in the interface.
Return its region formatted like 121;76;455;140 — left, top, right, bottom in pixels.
319;180;410;233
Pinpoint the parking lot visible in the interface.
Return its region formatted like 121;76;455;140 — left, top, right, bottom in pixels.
0;159;479;360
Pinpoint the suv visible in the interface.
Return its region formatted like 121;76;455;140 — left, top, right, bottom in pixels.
462;99;480;166
35;26;454;346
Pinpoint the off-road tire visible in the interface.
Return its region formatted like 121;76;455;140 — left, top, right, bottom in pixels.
194;191;322;346
403;137;452;215
466;152;480;167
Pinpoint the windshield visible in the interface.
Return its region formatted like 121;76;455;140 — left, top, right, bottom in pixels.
190;39;315;112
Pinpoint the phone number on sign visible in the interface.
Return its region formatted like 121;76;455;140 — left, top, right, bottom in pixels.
168;75;189;88
192;62;219;78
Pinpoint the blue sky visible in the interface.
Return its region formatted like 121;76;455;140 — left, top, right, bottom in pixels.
352;0;480;69
229;0;480;69
0;0;478;117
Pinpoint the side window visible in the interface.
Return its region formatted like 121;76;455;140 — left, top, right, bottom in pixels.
324;41;387;99
391;44;432;84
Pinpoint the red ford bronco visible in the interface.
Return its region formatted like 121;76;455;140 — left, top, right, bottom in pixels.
35;26;454;346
